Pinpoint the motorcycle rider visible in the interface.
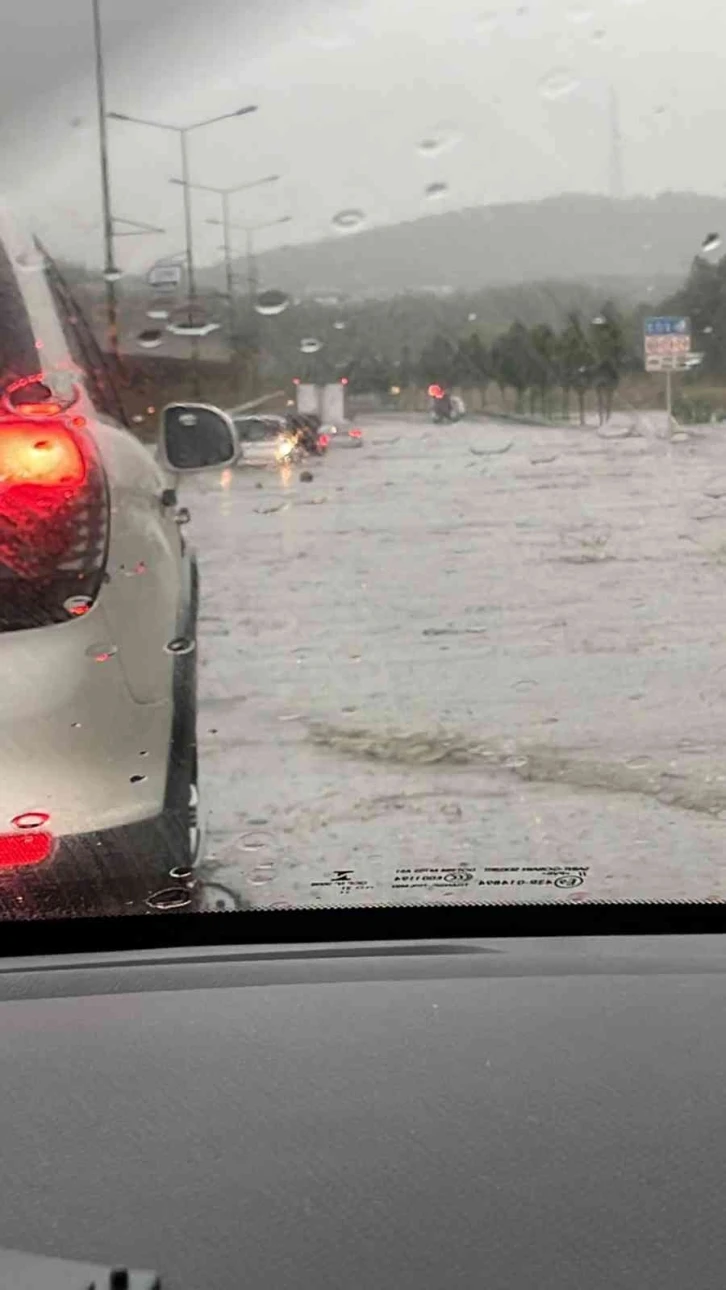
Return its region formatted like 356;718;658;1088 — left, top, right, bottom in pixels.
287;412;321;456
429;384;454;422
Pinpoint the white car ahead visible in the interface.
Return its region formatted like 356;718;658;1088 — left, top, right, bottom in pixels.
0;210;238;919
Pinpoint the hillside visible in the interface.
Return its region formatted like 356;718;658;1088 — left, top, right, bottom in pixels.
198;192;725;299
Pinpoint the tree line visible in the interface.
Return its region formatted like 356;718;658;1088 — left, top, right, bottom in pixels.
342;305;631;424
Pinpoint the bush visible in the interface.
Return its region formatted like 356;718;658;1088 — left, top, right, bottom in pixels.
672;395;726;425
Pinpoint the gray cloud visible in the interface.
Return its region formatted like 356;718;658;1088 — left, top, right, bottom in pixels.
2;0;724;269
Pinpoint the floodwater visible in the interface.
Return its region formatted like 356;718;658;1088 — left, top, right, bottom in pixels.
188;411;726;909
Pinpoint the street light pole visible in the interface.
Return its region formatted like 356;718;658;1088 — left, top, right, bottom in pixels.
208;213;290;398
91;0;119;360
179;131;197;328
108;105;258;398
170;174;279;399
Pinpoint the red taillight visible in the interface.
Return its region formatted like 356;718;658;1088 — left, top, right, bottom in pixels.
429;384;443;398
349;428;363;438
341;377;349;386
0;832;53;868
12;402;64;417
319;434;330;447
0;422;86;488
0;414;109;629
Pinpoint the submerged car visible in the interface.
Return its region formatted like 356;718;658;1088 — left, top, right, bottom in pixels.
320;418;364;449
0;210;237;918
233;414;296;466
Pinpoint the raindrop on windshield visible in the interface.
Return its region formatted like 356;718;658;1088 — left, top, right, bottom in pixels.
300;337;323;354
592;315;607;325
424;182;449;199
468;312;477;322
103;267;123;283
417;132;461;156
63;595;93;617
164;637;196;656
539;69;580;101
86;643;118;662
147;307;169;321
241;831;273;851
167;320;221;338
702;232;722;254
255;288;290;316
137;329;164;350
15;251;46;273
333;320;347;330
332;208;365;233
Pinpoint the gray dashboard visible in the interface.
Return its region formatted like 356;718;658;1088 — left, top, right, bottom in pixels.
0;935;724;1289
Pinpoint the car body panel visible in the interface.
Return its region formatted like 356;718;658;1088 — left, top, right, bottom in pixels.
0;206;194;868
96;422;185;704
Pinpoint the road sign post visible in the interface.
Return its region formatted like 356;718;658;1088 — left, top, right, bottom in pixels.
644;317;691;434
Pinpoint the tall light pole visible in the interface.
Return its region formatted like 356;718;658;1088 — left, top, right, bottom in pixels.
113;216;165;238
169;174;279;352
91;0;120;360
207;214;291;396
108;104;258;395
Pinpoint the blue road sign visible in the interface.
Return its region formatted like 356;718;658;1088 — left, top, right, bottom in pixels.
644;316;690;336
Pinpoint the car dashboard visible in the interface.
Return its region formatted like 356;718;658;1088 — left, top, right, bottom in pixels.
1;932;725;1288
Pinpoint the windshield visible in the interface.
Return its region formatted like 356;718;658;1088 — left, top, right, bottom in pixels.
2;0;725;925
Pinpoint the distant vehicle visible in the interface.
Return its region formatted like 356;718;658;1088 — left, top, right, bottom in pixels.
321;418;365;449
295;383;320;416
233;415;297;466
320;382;347;424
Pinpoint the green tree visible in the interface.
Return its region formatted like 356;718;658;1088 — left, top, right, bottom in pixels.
418;333;458;388
527;323;558;416
657;254;726;378
558;313;594;425
455;333;490;405
590;303;628;424
491;322;531;412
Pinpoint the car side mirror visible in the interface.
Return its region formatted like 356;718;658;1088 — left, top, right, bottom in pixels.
159;403;238;472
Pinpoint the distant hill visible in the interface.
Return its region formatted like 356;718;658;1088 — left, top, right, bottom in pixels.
197;192;725;299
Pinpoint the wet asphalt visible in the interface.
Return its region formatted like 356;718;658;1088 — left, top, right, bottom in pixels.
186;411;726;909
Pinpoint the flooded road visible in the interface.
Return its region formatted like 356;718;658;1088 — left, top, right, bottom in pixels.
188;412;726;909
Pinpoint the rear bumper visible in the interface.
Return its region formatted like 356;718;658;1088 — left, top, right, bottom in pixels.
0;811;195;920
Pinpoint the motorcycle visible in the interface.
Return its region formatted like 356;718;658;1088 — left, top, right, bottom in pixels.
429;385;464;424
287;415;328;457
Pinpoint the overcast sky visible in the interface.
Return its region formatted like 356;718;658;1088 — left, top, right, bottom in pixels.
3;0;726;271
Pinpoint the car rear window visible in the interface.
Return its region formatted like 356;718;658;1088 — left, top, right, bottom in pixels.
0;241;43;392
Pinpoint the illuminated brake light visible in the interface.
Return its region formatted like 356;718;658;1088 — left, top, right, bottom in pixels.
13;402;63;417
429;384;443;399
0;832;53;867
0;423;86;488
0;412;108;625
349;428;363;438
319;434;330;447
